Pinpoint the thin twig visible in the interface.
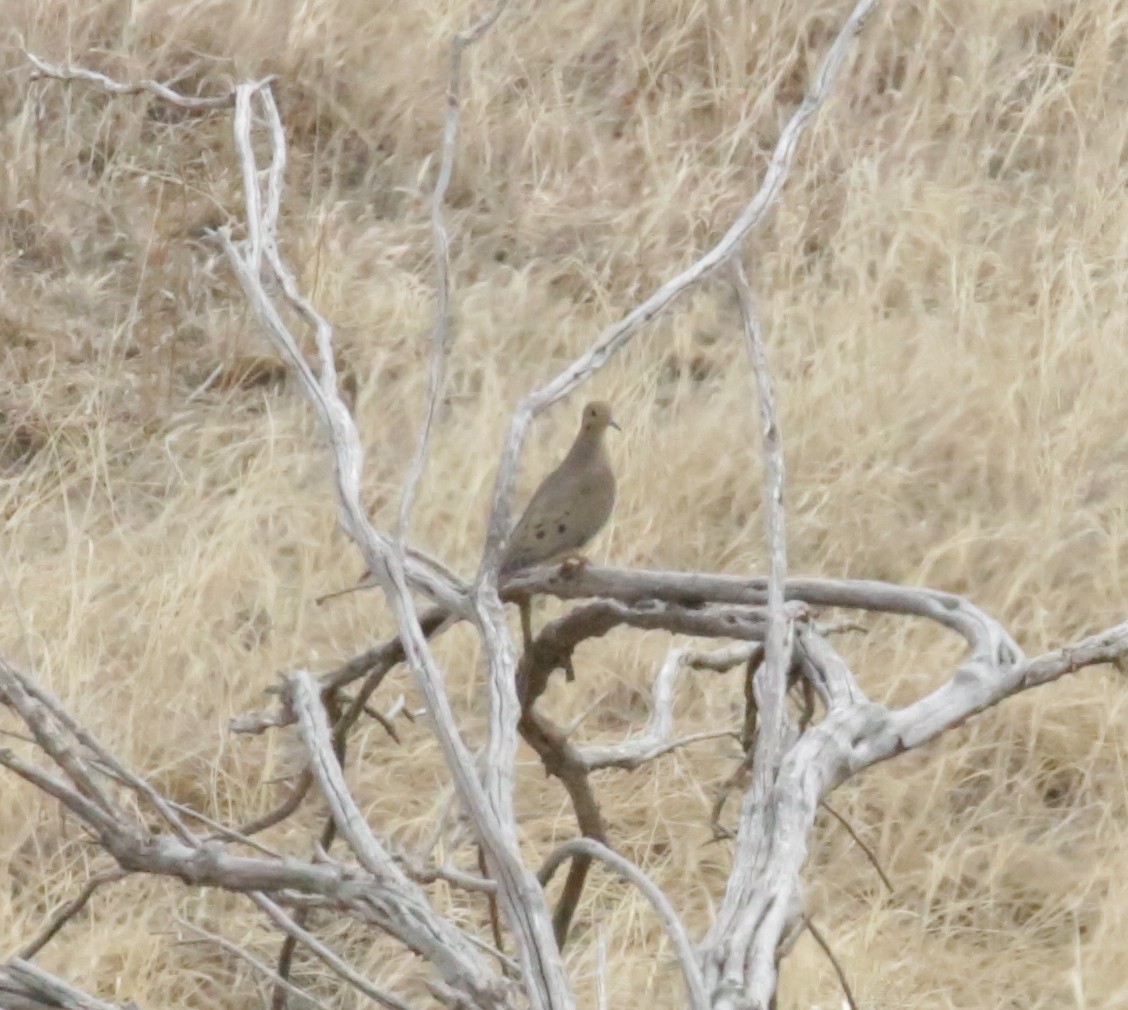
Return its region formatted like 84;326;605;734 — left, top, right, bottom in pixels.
397;0;512;542
252;894;414;1010
25;52;237;109
537;838;708;1010
819;799;893;893
803;915;860;1010
17;867;130;959
227;769;313;838
172;914;331;1010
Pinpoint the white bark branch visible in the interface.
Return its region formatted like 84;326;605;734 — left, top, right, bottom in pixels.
729;255;791;785
0;959;138;1010
288;669;511;998
537;839;707;1010
577;647;738;771
216;69;570;1010
476;0;882;587
25;52;234;109
398;0;511;542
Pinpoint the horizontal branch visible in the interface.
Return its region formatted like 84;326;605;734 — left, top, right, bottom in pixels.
26;52;235;109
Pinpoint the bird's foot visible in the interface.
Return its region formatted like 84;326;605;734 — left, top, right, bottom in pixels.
557;555;589;579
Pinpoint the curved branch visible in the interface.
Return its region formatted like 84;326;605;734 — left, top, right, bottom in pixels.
507;566;1022;667
576;648;738;771
537;839;708;1010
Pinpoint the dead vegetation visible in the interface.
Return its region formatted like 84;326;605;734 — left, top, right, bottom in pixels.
4;1;1128;1008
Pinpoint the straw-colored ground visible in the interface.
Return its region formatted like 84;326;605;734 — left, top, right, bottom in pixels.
3;0;1128;1007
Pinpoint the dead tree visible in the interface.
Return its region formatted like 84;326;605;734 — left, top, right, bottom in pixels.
5;4;1128;1009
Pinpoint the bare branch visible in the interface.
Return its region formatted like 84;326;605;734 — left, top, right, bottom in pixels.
25;52;234;109
729;255;792;788
576;648;739;771
477;0;881;586
872;617;1128;761
0;658;122;824
17;867;130;960
218;79;568;1005
251;895;414;1010
506;565;1021;666
802;917;859;1010
288;670;508;998
537;839;707;1010
0;959;137;1010
13;672;198;844
398;0;511;541
172;914;332;1010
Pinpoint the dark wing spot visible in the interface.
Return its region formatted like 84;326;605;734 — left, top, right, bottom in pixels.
557;523;567;534
535;529;546;540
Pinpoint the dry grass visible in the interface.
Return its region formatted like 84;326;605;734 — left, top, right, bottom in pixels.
3;0;1128;1007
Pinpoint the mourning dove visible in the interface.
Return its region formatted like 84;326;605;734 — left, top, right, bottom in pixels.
501;401;619;577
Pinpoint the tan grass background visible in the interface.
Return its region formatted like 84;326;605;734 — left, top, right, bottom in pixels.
3;0;1128;1007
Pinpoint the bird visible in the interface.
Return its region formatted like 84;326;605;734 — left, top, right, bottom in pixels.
500;400;619;578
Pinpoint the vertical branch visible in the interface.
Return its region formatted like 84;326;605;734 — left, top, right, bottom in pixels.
221;63;571;1010
729;258;791;781
699;2;882;1007
233;85;263;274
398;0;512;542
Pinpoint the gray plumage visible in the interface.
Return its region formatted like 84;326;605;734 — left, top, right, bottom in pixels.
500;401;619;576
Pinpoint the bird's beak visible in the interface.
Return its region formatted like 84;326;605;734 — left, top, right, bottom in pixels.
609;419;621;431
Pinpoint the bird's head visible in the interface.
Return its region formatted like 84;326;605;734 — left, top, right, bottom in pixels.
580;400;620;435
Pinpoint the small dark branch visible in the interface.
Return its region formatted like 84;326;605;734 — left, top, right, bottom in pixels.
17;867;130;960
802;916;859;1010
271;931;301;1010
818;800;893;893
518;599;772;709
517;598;535;656
478;845;508;974
521;708;607;948
795;677;817;732
325;607;452;693
796;625;868;709
333;659;401;749
709;764;751;842
234;608;453;736
228;769;313;839
360;702;402;743
741;648;764;753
